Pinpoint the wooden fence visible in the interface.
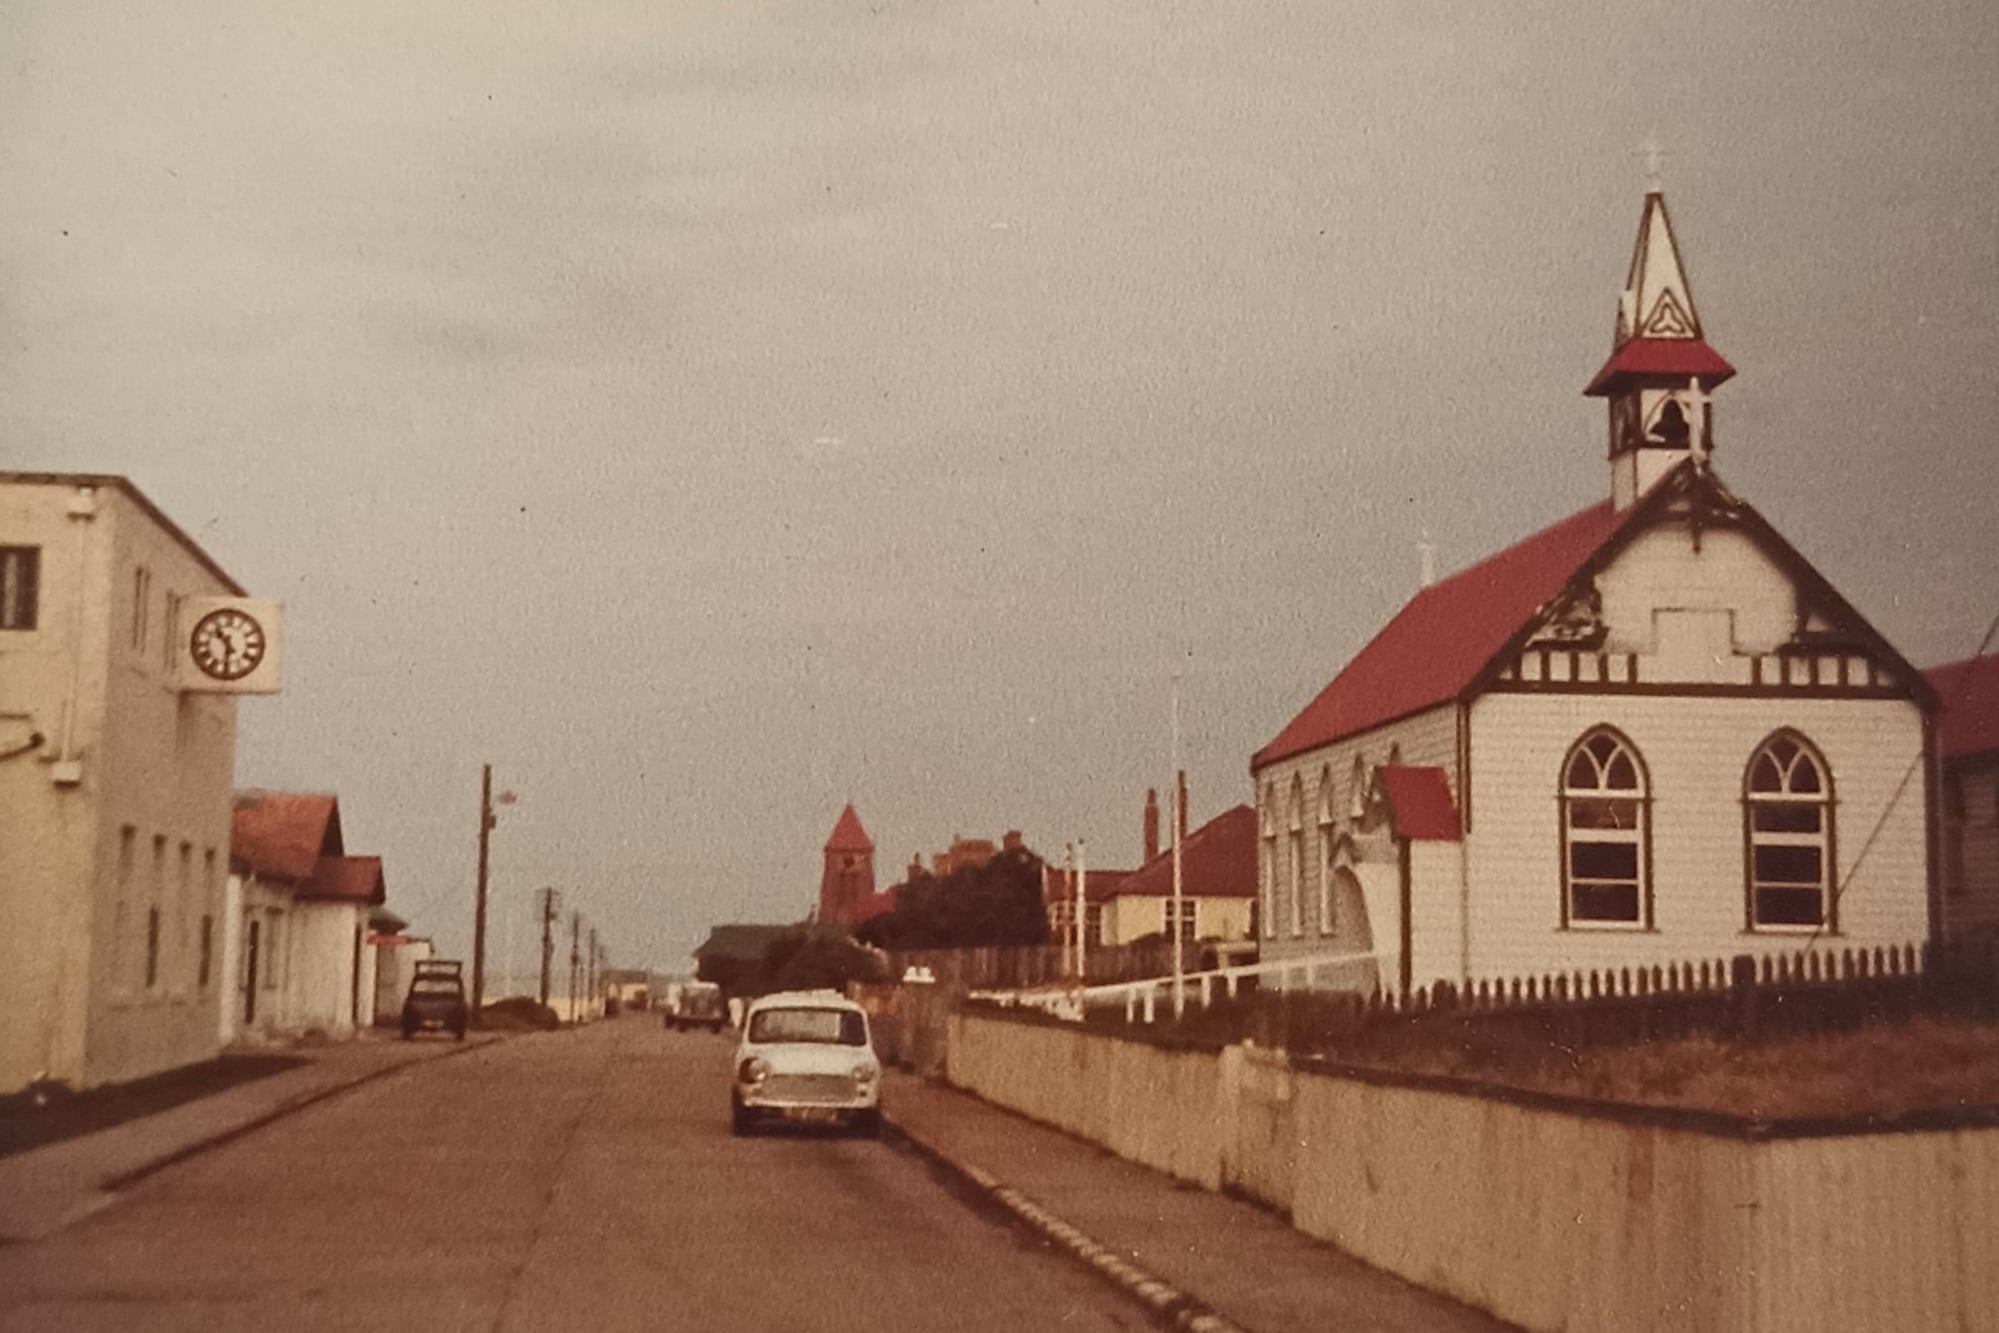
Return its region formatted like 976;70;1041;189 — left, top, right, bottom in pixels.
1237;937;1999;1058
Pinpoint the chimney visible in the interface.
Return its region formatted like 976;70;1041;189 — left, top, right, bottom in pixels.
1176;771;1189;840
1143;788;1160;863
1002;829;1023;853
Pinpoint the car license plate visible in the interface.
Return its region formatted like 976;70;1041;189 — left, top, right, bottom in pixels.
785;1107;840;1124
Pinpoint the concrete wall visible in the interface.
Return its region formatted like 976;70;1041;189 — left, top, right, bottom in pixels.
946;1010;1225;1190
945;1010;1999;1333
0;478;237;1091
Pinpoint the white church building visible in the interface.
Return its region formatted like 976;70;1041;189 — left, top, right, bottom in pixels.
1251;189;1937;997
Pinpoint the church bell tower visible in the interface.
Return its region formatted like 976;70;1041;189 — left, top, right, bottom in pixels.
1585;182;1737;509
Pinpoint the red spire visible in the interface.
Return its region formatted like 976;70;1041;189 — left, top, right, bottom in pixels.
824;804;873;854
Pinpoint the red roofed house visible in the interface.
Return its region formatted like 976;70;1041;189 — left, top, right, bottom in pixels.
1929;653;1999;941
223;790;389;1042
817;805;895;928
1251;187;1936;999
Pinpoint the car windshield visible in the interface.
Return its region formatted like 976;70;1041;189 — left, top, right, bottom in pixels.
747;1007;866;1046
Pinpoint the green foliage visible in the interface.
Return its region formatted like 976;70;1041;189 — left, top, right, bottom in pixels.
757;924;891;993
856;847;1050;950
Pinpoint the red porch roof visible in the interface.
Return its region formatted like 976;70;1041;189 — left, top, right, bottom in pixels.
1376;767;1462;842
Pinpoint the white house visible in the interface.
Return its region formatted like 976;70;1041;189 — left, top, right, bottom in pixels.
0;474;249;1092
1250;189;1937;997
221;789;387;1043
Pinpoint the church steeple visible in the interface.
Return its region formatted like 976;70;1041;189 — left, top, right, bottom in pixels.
1585;185;1736;510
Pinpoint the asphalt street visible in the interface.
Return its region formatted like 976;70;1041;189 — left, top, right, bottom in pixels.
0;1021;1150;1332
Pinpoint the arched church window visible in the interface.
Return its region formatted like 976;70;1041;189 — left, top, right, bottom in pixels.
1317;767;1337;935
1647;398;1691;449
1287;777;1306;938
1560;728;1650;927
1745;732;1835;930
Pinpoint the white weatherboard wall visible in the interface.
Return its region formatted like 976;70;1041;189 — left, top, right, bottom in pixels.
1463;693;1928;983
1255;703;1458;978
945;1010;1999;1333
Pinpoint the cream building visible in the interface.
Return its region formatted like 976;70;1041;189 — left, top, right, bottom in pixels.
0;473;248;1092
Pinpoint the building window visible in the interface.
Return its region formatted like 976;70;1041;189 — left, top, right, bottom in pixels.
131;566;152;652
1316;769;1337;935
199;915;214;987
1560;728;1650;927
1165;898;1197;943
1259;786;1277;940
145;907;161;989
1745;731;1835;930
162;591;183;671
1085;903;1104;947
1286;778;1305;937
0;547;38;630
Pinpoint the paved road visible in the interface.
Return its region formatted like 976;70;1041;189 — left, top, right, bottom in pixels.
0;1021;1150;1332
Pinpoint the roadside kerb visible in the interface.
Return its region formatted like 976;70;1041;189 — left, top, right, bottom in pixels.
888;1116;1253;1333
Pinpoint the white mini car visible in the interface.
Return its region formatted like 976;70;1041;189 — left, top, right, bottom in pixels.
730;990;882;1138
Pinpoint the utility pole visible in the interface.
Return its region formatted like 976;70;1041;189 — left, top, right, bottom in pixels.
537;887;559;1005
473;764;492;1025
1074;838;1087;985
1171;675;1186;1020
568;910;581;1024
471;765;516;1027
587;927;599;1019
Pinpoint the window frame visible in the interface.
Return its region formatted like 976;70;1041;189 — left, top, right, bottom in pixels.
1742;730;1838;933
1286;777;1306;938
1316;767;1337;936
1558;727;1653;930
0;546;39;631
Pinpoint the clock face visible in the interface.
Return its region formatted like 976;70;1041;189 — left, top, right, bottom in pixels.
189;607;267;681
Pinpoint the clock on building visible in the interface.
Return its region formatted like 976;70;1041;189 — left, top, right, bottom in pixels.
188;605;267;681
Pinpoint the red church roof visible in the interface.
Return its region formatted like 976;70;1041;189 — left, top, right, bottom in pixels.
824;804;873;854
232;790;344;882
1927;653;1999;760
1113;805;1258;898
1254;499;1627;767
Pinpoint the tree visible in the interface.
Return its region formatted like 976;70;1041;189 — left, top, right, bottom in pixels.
856;847;1049;951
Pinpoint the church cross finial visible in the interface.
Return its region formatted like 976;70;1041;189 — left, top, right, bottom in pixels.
1638;137;1667;194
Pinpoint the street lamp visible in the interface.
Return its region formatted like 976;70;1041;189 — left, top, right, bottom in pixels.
472;763;517;1024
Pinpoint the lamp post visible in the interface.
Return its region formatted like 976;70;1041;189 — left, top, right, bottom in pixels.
472;764;517;1025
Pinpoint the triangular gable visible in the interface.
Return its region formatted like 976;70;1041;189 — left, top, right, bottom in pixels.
1255;463;1934;772
231;790;344;882
1476;464;1938;711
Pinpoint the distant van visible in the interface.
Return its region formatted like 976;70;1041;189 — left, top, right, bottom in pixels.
666;981;727;1033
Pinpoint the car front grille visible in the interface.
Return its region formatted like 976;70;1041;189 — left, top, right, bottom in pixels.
763;1073;858;1104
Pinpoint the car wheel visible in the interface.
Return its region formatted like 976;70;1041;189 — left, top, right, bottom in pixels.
851;1109;882;1139
453;1026;466;1041
400;1027;414;1042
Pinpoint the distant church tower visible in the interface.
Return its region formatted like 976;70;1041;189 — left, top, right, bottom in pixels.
817;805;877;927
1585;182;1736;509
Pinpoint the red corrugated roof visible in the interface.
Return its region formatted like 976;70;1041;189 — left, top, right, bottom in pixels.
1254;500;1626;767
1376;767;1462;842
1927;653;1999;759
824;804;873;854
1584;336;1736;395
299;855;387;906
1111;805;1257;899
231;790;343;882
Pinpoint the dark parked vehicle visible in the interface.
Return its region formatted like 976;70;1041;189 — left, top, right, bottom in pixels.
401;960;469;1040
666;981;727;1033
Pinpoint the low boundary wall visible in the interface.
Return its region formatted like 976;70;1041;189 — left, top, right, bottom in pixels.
945;1007;1999;1333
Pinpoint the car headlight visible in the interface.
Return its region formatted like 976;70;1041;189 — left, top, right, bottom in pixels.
853;1063;879;1087
737;1057;769;1086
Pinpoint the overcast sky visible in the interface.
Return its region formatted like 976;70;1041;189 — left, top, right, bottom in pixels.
6;0;1996;977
